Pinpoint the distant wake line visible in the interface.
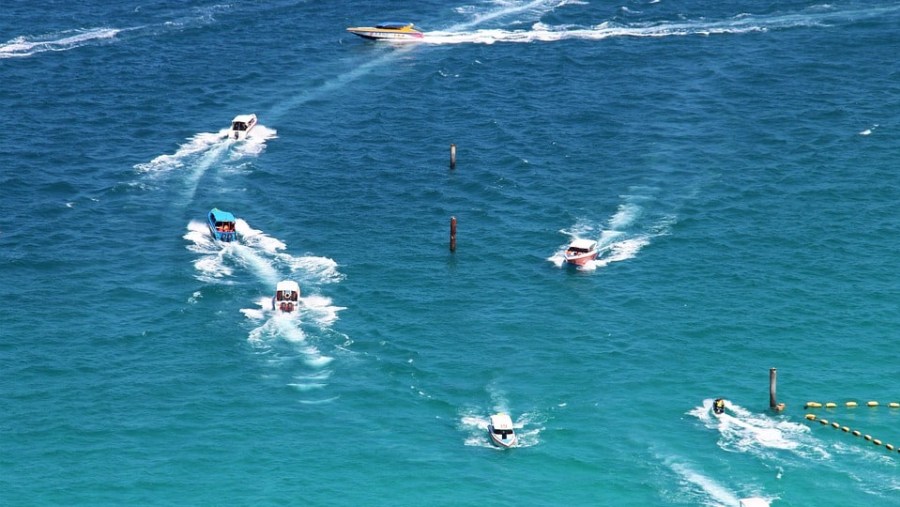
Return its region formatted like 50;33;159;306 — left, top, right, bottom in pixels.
266;0;567;120
0;5;224;59
424;4;900;45
0;28;124;59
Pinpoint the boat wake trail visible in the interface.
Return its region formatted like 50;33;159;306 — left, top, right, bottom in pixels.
0;28;124;59
662;457;774;507
266;0;565;120
134;125;276;201
424;4;900;45
690;399;827;461
1;4;231;59
184;216;346;398
459;408;544;449
549;191;674;270
688;399;900;500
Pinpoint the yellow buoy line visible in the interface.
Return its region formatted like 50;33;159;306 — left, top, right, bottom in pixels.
804;413;898;454
804;401;900;409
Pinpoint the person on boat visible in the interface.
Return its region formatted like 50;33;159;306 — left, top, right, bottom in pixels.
713;398;725;415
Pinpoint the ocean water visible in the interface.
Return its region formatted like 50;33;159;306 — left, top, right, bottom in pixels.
3;1;900;505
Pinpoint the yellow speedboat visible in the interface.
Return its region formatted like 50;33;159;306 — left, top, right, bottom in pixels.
346;22;424;41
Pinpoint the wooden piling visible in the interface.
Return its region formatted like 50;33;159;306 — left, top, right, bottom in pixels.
770;368;784;411
450;144;457;169
449;216;457;252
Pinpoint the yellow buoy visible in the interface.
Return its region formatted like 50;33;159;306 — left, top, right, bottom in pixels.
886;444;895;451
805;402;822;409
873;439;882;446
889;402;900;408
805;414;817;420
864;435;872;441
820;419;829;425
831;422;840;429
867;401;879;407
852;430;861;437
841;426;850;432
845;401;858;408
825;402;837;408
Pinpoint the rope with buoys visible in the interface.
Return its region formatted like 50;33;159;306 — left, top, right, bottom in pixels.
804;400;900;409
804;413;898;456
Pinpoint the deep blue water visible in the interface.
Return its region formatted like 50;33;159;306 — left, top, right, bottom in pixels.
3;1;900;505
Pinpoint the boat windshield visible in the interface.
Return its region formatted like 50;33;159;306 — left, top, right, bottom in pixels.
231;121;248;131
216;221;235;232
567;247;588;254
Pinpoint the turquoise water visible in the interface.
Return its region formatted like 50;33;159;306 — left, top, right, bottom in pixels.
3;1;900;505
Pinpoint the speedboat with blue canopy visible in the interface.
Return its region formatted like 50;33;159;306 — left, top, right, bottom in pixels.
207;208;236;242
346;22;424;41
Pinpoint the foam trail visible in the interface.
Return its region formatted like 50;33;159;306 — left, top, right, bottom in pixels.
180;141;229;202
134;132;226;174
0;5;228;60
459;402;544;449
0;28;123;59
425;5;900;45
235;219;286;255
231;243;280;288
266;0;567;119
668;462;742;507
248;315;333;368
689;399;829;461
450;0;566;31
267;51;408;121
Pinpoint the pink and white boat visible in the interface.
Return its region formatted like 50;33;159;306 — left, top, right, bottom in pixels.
564;239;600;267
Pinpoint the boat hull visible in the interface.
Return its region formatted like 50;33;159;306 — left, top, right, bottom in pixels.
564;252;598;266
488;427;517;448
346;28;423;41
207;223;236;242
273;298;297;313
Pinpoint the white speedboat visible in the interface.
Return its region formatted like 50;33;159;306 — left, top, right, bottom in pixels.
346;22;424;42
564;238;600;267
229;114;257;140
272;280;301;313
487;413;517;448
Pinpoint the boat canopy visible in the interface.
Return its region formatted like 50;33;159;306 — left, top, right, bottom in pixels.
276;280;300;294
210;208;236;223
231;114;256;131
489;414;514;431
375;22;414;29
568;239;597;251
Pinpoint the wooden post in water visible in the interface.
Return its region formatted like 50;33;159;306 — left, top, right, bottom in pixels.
450;144;457;169
769;368;784;411
449;216;457;252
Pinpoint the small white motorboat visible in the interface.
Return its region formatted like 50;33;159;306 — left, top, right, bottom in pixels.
564;238;600;267
487;413;517;448
272;280;301;313
229;113;257;140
